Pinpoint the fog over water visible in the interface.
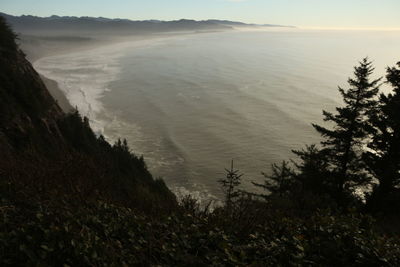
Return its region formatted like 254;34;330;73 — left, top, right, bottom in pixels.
35;30;400;203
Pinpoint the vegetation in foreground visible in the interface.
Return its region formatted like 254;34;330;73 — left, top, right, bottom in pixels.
1;16;400;265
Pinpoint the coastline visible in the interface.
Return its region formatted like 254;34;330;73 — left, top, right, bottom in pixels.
40;75;74;112
25;35;142;113
24;30;229;114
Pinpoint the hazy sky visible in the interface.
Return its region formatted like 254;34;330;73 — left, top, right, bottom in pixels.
1;0;400;28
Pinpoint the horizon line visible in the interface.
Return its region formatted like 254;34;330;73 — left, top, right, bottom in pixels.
3;12;400;30
300;26;400;31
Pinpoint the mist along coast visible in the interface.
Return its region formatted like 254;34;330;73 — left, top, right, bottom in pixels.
31;29;400;203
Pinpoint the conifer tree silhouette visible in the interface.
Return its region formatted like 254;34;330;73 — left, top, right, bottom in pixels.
364;62;400;210
218;160;242;210
312;58;381;204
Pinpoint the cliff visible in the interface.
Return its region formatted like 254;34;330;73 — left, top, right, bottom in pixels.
0;16;176;212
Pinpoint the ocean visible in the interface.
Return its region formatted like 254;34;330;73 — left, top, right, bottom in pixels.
34;29;400;204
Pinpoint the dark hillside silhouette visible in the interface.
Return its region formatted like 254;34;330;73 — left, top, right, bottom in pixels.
0;16;176;212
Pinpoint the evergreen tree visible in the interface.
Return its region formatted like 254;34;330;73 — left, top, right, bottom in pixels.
253;161;294;199
291;145;331;196
0;16;17;56
218;160;242;210
364;62;400;210
312;58;381;204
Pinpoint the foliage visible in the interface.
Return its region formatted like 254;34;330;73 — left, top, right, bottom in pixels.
0;16;17;56
364;62;400;213
218;160;243;210
312;58;381;205
1;180;399;266
253;161;295;198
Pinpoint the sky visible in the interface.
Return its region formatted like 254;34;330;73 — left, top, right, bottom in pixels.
1;0;400;29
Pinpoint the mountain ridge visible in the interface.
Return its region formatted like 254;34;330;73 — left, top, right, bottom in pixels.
0;12;295;35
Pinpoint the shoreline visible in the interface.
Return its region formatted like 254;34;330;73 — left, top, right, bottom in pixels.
26;34;154;114
25;36;119;113
40;75;75;113
25;30;229;114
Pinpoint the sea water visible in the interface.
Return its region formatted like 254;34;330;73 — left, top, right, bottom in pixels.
34;29;400;204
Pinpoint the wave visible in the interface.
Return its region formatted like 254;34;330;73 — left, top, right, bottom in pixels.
34;47;123;135
33;35;194;135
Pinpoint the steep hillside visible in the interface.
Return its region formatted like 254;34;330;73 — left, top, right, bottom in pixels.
0;16;176;212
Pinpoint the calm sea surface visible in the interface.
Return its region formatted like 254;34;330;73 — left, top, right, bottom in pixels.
35;30;400;203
